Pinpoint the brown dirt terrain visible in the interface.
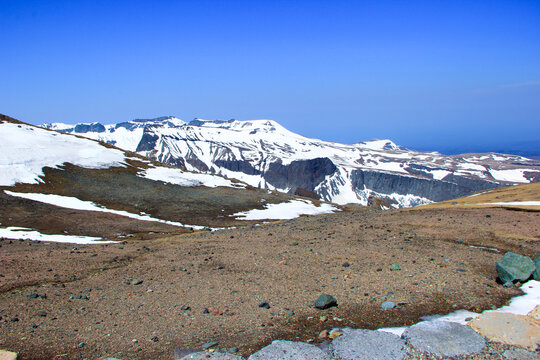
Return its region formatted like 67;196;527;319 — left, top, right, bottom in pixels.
1;205;538;359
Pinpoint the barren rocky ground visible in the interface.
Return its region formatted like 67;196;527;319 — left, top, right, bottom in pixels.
0;205;538;359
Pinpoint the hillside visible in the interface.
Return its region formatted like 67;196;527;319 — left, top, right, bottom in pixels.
0;114;336;242
43;116;540;207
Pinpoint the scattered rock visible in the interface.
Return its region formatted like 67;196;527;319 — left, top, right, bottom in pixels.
342;262;350;267
259;301;270;309
26;293;39;299
203;308;210;314
389;264;401;271
496;252;535;284
202;341;219;350
0;349;18;360
150;336;159;342
329;330;342;340
404;320;486;357
131;279;144;285
468;312;540;351
179;352;244;360
315;294;337;309
502;348;540;360
248;340;333;360
329;328;407;360
318;330;329;340
78;342;85;348
37;310;47;317
381;301;396;310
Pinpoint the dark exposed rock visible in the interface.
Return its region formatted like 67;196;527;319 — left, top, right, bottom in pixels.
315;294;337;309
496;252;535;284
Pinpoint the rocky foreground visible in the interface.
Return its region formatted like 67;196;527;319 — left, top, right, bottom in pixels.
0;205;539;359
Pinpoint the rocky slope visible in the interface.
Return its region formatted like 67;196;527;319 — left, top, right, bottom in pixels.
43;117;540;207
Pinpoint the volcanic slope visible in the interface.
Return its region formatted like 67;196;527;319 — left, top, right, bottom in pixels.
43;116;540;207
0;114;335;242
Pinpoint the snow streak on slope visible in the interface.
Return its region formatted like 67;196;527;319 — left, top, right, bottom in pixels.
232;199;338;220
4;190;210;230
140;166;245;188
0;122;126;186
0;227;115;244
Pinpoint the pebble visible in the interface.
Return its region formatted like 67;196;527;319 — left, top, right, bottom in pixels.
202;341;219;350
381;301;396;310
315;294;337;309
259;301;270;309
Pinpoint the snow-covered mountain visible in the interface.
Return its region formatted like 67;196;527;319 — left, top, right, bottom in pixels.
42;117;540;207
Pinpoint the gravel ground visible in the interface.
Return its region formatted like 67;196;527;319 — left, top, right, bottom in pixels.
0;206;538;359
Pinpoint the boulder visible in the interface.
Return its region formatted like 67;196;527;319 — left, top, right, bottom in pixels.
404;321;486;357
533;254;540;281
468;312;540;351
496;252;535;284
502;348;540;360
248;340;333;360
329;329;406;360
0;350;17;360
178;352;245;360
315;295;337;310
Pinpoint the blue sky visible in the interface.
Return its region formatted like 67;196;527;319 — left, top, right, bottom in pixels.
1;0;539;153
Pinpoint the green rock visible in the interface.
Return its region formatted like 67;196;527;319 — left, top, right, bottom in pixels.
315;294;337;309
533;254;540;281
496;252;535;284
390;264;401;271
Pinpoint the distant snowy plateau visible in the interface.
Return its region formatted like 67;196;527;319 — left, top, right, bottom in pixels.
43;117;540;207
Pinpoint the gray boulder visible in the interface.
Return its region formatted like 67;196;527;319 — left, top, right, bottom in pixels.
403;321;486;357
248;340;333;360
179;352;245;360
329;329;406;360
532;254;540;281
496;252;535;284
315;294;337;310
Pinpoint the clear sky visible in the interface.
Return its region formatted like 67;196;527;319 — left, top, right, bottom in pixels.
1;0;539;153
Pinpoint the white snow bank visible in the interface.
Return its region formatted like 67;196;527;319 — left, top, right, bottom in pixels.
4;190;209;230
378;280;540;336
479;201;540;206
0;227;115;244
0;122;126;186
140;166;245;188
489;169;529;183
232;199;338;220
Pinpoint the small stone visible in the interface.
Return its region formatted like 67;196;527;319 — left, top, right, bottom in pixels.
150;336;159;342
131;279;143;285
229;347;239;353
78;342;85;348
389;264;401;271
288;311;295;316
319;330;329;339
202;308;210;314
180;305;191;311
258;301;270;309
342;262;350;267
26;293;39;299
315;294;337;309
319;316;327;322
37;310;47;317
381;301;396;310
202;341;219;350
329;331;342;340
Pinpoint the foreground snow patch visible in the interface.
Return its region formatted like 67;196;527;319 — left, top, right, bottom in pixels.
140;166;245;188
232;199;338;220
4;190;209;230
378;280;540;336
0;122;126;186
0;227;115;244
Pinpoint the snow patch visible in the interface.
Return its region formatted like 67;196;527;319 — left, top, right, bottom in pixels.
0;227;115;244
479;201;540;206
378;280;540;336
490;169;528;183
232;199;338;220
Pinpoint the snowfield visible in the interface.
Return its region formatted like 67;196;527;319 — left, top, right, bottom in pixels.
480;201;540;206
232;199;339;220
0;122;126;186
